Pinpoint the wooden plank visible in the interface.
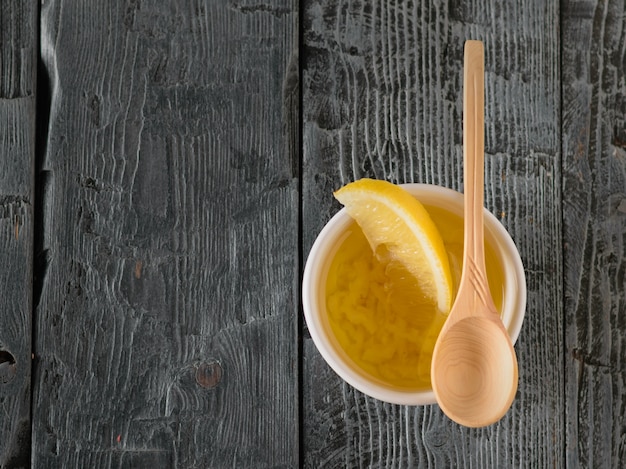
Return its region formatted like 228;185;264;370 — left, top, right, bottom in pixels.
0;1;37;467
302;0;563;466
562;1;626;467
32;1;299;466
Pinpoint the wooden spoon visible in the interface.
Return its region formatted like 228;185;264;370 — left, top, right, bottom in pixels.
430;40;519;427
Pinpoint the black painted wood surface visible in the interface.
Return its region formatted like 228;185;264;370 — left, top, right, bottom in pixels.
302;1;562;466
0;2;36;467
1;0;625;467
31;1;298;467
562;0;626;467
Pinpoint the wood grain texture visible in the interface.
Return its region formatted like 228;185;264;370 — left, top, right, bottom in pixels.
0;1;36;467
302;0;562;466
32;1;299;467
562;1;626;467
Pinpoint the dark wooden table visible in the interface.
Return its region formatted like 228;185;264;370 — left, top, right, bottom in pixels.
1;1;625;467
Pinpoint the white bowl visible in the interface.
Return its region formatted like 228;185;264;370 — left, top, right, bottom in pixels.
302;183;526;405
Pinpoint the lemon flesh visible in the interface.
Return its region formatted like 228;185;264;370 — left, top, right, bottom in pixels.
334;179;453;313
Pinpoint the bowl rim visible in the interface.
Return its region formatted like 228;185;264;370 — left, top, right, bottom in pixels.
302;183;527;405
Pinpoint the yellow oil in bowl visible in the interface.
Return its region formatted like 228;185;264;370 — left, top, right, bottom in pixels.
325;205;504;390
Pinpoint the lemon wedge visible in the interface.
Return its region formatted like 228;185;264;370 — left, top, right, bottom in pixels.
334;178;453;313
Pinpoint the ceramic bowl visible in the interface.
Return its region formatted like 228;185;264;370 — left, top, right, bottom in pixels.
302;183;526;405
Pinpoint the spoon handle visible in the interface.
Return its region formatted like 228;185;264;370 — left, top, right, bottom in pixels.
462;41;495;313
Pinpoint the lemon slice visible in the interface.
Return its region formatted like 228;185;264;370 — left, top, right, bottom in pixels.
334;178;453;313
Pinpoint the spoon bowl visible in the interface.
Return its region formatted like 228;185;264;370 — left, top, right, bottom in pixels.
431;316;518;427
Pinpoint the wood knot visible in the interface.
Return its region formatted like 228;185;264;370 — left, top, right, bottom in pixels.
0;350;17;384
195;361;222;389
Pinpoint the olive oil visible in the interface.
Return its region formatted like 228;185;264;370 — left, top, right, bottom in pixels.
325;204;505;390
